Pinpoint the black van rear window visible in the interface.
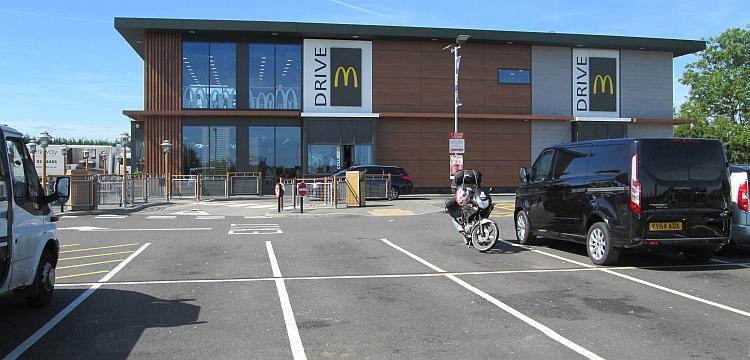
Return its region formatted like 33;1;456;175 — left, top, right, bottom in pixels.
552;146;589;180
640;140;688;181
685;140;726;180
384;167;406;175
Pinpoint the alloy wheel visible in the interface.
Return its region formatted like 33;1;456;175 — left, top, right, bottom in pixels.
589;228;606;261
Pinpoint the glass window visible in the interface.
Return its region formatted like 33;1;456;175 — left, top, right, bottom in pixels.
353;144;373;166
308;145;339;174
275;127;301;178
531;149;553;183
552;146;590;180
249;126;275;176
249;44;302;110
588;144;629;176
209;43;237;109
182;125;236;174
498;68;531;84
249;44;276;109
7;138;38;199
183;42;210;109
275;45;301;109
573;122;627;141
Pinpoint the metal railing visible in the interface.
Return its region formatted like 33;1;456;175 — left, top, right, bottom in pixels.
365;174;392;199
200;175;228;198
171;175;198;199
229;172;262;196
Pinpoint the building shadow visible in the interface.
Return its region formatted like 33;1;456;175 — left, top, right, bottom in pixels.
1;288;203;359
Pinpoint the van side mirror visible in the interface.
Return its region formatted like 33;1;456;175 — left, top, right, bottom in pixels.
54;177;70;203
519;167;529;185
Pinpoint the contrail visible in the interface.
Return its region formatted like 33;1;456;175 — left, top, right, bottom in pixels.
0;9;108;24
326;0;403;23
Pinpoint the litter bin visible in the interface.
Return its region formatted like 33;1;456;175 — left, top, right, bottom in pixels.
345;170;366;207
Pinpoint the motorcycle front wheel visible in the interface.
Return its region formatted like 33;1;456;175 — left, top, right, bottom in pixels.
471;219;499;252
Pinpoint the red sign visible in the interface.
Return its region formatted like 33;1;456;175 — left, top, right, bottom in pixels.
275;183;283;199
449;132;465;154
298;182;308;197
450;132;464;139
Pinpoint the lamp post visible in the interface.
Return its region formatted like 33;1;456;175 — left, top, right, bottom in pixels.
28;139;37;164
161;139;172;202
119;132;130;207
82;148;90;171
61;144;69;175
443;34;470;133
38;131;50;194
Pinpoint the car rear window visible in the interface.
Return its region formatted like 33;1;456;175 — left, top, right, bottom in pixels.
588;144;628;176
384;167;406;175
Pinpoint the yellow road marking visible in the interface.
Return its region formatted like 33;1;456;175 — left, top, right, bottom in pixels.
59;244;80;248
60;243;139;254
57;270;110;279
57;259;126;270
60;251;134;261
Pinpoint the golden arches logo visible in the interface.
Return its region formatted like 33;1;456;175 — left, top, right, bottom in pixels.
334;66;358;88
593;75;614;95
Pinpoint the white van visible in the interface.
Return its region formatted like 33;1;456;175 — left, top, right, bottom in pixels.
0;125;69;306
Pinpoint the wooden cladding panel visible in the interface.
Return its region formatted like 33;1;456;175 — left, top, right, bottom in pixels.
373;40;531;114
144;32;181;111
143;117;181;174
376;117;531;188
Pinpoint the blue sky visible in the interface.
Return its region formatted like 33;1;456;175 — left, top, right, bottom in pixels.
1;0;748;139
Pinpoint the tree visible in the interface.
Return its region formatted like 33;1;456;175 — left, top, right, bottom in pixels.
675;26;750;163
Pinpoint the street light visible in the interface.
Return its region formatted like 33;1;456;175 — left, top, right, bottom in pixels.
61;144;69;175
82;148;90;171
119;132;130;207
38;131;50;194
28;139;37;163
443;34;470;133
161;139;172;202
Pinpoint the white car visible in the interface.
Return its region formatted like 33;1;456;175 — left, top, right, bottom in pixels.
0;125;69;306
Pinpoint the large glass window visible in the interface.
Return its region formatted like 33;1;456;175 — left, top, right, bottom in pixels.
183;42;236;109
249;44;301;110
249;126;301;179
354;144;373;166
308;145;339;174
498;68;531;84
552;146;589;180
182;125;237;174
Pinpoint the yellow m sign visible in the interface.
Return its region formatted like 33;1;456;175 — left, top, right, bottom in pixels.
334;66;358;88
593;75;614;95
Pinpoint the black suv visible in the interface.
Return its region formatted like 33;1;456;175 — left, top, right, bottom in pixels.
333;165;413;200
515;138;731;265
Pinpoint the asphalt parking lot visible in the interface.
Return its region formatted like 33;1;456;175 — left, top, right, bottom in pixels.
1;197;749;359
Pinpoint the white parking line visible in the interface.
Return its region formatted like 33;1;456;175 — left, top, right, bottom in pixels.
196;215;225;220
146;215;177;220
3;243;151;360
711;258;750;269
498;239;750;318
380;238;605;360
229;224;282;235
266;241;307;360
95;215;127;219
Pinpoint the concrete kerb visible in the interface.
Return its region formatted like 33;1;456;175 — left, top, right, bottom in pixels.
60;201;171;216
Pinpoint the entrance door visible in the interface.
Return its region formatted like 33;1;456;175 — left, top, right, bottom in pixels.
0;143;9;290
340;145;354;170
6;136;46;289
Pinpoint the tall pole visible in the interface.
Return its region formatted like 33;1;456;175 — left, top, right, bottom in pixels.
41;148;47;193
122;144;127;206
453;45;460;133
164;151;170;202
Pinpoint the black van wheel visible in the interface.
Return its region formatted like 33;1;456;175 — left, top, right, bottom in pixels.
586;222;620;266
683;247;716;263
26;249;56;307
515;210;536;245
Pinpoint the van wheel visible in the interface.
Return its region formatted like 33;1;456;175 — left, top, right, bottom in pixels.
586;222;620;266
515;210;536;245
26;250;56;307
683;248;715;263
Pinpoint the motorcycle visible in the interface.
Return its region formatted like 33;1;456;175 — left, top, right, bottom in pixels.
446;171;499;252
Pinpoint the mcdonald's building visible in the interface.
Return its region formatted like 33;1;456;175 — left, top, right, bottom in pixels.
116;18;704;192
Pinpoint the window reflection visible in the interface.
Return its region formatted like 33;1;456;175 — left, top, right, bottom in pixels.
249;44;301;110
354;144;373;166
182;125;237;174
249;126;301;178
308;145;339;174
183;42;236;109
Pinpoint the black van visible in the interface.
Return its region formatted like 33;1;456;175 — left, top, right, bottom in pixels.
514;138;731;265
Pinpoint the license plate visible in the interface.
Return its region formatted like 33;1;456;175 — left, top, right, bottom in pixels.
649;222;683;231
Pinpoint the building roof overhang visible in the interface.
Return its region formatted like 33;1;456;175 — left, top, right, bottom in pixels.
115;17;706;59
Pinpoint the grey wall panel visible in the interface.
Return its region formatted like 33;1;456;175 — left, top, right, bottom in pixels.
531;121;571;160
621;50;673;118
627;123;673;138
532;46;572;116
